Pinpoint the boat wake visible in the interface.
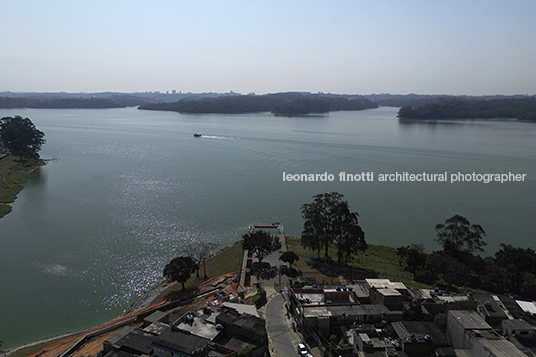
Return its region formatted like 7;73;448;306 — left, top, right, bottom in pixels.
198;135;235;140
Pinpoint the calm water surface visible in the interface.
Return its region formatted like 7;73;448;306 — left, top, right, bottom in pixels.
0;107;534;347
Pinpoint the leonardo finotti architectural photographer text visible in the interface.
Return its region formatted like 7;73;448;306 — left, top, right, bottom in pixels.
282;172;527;184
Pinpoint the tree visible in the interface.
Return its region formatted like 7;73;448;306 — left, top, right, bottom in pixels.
163;256;198;290
301;192;366;261
396;244;427;275
238;347;254;357
301;192;344;259
301;216;323;259
494;244;536;295
280;251;299;269
424;252;465;292
435;215;486;258
242;230;281;263
0;116;45;159
332;200;366;264
187;239;217;280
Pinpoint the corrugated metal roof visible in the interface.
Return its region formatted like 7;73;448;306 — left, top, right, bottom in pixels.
516;300;536;314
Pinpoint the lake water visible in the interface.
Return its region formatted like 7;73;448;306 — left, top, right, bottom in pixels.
0;107;534;348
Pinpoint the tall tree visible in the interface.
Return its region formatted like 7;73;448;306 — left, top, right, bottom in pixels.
242;230;281;263
301;216;322;259
435;215;486;258
494;244;536;295
187;239;217;280
163;256;198;290
301;192;366;261
332;201;366;264
0;116;45;159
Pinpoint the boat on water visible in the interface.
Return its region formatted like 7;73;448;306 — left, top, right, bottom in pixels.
193;133;202;137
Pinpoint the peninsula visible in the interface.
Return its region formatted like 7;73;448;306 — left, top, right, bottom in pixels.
398;96;536;121
138;92;378;115
0;116;46;218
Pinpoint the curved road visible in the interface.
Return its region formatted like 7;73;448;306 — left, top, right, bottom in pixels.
265;292;301;357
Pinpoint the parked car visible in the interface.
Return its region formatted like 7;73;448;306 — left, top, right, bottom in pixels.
297;343;309;355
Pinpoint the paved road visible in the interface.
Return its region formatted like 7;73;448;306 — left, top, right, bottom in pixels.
265;292;300;357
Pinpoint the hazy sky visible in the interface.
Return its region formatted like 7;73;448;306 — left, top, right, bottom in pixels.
2;1;535;95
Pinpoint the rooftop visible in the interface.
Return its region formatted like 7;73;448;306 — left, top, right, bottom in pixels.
222;302;259;317
153;329;209;355
436;295;470;303
233;313;266;335
453;350;478;357
104;326;155;355
376;288;402;297
477;337;527;357
175;311;221;341
143;321;169;336
294;291;325;305
391;321;449;346
347;282;370;298
366;279;407;291
304;304;394;319
224;336;258;352
502;319;536;331
448;310;492;330
517;300;536;315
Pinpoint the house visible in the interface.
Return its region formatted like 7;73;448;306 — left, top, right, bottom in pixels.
391;321;451;356
502;319;536;340
174;310;222;341
473;293;508;326
215;309;266;357
152;329;210;357
365;279;408;308
103;326;155;356
447;310;526;357
302;304;402;337
412;289;477;316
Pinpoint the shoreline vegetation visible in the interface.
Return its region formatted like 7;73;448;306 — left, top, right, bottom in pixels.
138;92;378;114
398;97;536;121
2;91;534;120
0;153;45;219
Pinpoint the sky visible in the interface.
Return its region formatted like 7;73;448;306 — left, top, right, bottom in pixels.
1;0;535;95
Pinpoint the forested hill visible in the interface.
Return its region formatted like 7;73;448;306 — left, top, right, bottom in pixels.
0;95;153;109
397;97;536;121
138;92;378;114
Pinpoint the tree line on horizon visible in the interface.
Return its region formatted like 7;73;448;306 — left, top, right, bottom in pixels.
398;97;536;121
2;92;535;120
139;92;378;115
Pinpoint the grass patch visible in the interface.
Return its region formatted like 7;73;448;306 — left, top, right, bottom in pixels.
286;237;433;289
0;153;43;218
0;204;12;217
